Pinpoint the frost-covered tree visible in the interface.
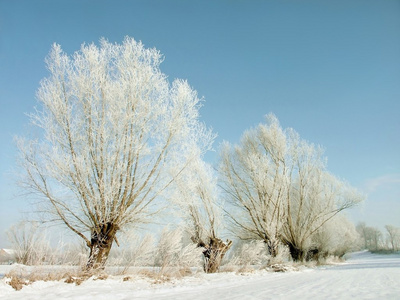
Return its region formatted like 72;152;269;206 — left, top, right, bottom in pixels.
219;114;288;257
6;221;51;265
356;222;370;249
282;163;364;261
385;225;400;251
356;223;384;251
220;114;364;261
17;37;214;270
311;214;360;259
173;159;232;273
369;227;383;251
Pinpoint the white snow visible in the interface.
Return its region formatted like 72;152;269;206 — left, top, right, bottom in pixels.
1;251;399;300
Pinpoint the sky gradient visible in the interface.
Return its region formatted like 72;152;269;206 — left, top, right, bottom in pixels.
0;0;399;247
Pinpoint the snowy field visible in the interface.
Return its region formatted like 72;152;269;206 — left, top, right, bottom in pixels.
1;251;399;300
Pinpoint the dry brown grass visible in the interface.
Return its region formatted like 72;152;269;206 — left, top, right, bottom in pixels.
5;268;77;290
236;265;256;274
7;276;25;291
5;263;302;291
63;274;85;286
218;265;238;273
131;266;196;284
138;268;172;284
4;266;111;290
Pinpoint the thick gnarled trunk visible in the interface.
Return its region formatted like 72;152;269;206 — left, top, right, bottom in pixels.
85;223;118;271
201;237;232;273
286;242;305;262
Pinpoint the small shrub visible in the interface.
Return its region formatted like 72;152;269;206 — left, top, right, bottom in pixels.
225;240;269;273
7;276;25;291
64;275;85;286
154;228;202;278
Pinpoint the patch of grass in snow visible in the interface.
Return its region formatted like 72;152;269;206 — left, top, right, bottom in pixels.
4;265;110;290
3;259;309;292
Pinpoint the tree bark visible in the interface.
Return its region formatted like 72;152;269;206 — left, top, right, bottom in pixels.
201;237;232;273
266;238;280;258
85;222;118;271
286;242;305;262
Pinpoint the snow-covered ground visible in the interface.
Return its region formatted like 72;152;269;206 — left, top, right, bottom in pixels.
1;251;399;300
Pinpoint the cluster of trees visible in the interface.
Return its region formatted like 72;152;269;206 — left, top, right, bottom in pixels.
15;37;364;272
219;115;363;261
357;223;400;252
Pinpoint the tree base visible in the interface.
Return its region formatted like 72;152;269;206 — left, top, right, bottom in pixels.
202;237;232;273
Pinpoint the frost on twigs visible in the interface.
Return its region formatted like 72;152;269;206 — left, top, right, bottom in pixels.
170;158;232;273
220;113;364;262
6;221;53;266
227;240;269;273
17;36;214;271
108;232;155;274
154;228;203;279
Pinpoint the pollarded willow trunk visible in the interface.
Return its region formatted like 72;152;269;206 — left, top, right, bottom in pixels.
266;238;280;258
286;242;307;262
85;222;119;271
286;241;325;262
201;237;232;273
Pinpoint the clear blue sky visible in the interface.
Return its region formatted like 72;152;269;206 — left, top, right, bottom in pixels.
0;0;399;247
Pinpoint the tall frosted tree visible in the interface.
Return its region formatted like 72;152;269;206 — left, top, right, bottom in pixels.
17;37;214;270
385;225;400;251
282;163;363;261
220;114;364;261
219;114;288;257
173;158;232;273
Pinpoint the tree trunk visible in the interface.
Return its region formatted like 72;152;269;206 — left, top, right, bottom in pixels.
266;238;280;257
85;222;118;271
305;248;319;261
287;242;305;262
202;237;232;273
